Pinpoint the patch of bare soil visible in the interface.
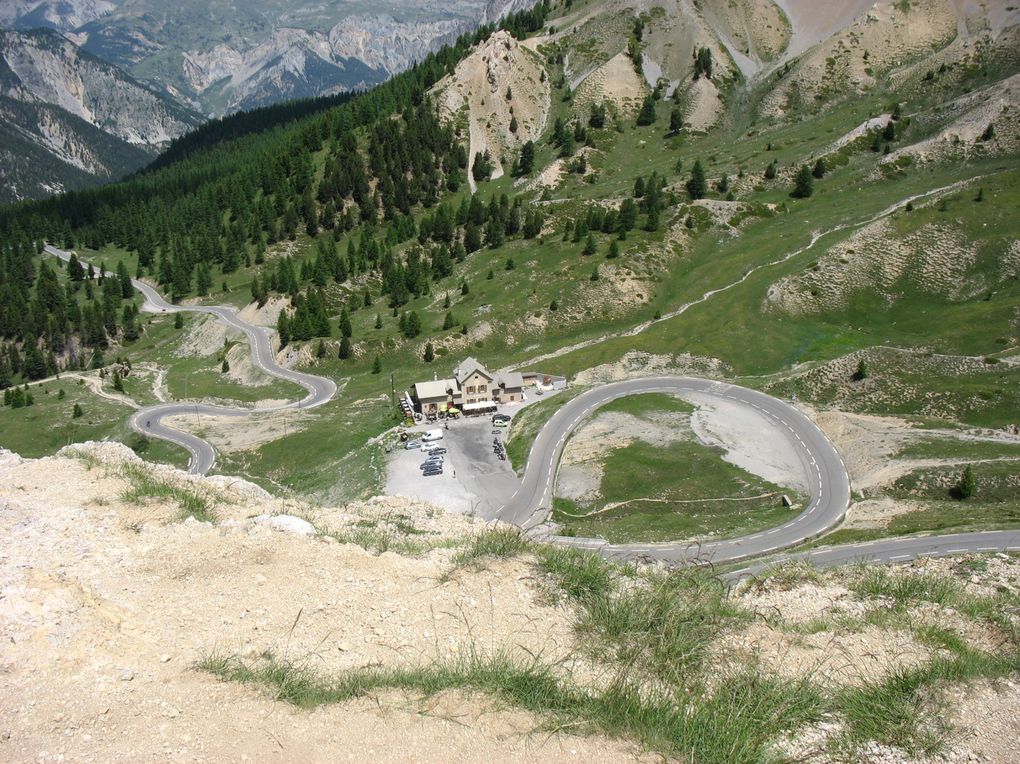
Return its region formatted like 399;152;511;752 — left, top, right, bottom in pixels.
163;407;313;454
811;410;917;489
716;622;932;687
738;580;870;625
574;51;647;116
236;296;287;328
0;443;643;763
881;72;1020;169
174;313;232;357
842;497;926;529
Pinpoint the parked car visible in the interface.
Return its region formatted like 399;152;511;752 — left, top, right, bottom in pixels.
491;414;511;424
422;428;444;442
535;388;544;396
405;440;421;450
428;447;448;456
423;467;443;476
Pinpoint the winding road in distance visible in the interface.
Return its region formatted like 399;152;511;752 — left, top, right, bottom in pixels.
45;245;337;474
45;246;1020;570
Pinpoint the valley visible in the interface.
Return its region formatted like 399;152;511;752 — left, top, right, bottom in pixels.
2;0;1020;760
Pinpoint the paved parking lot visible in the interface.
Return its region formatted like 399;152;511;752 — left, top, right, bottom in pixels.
384;413;521;518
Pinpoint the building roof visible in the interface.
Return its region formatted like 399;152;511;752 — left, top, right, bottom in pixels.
453;356;492;385
494;371;524;389
413;379;455;400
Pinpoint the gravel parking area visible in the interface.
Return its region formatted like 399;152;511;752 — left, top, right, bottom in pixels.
384;412;521;518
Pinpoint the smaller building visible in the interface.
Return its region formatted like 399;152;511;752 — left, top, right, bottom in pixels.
412;379;461;416
493;371;524;404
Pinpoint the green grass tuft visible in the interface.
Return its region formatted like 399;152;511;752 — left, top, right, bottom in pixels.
119;463;216;523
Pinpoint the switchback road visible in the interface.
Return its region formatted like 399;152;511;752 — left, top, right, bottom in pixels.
497;377;1020;568
45;245;337;474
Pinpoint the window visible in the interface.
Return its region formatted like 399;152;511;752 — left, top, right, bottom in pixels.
479;385;487;392
467;385;475;394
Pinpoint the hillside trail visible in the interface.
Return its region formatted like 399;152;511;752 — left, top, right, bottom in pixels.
509;175;986;373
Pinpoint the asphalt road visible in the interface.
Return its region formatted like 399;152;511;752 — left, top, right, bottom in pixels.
497;377;1020;568
498;377;851;563
45;245;337;474
724;530;1020;580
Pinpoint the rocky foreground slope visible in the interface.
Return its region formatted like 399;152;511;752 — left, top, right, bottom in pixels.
1;443;1018;762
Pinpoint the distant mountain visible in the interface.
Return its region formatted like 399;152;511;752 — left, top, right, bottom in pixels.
2;0;542;117
0;28;202;202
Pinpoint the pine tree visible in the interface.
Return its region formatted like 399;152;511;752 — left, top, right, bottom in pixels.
423;342;435;363
955;466;976;500
72;403;83;419
112;370;124;392
669;106;684;135
583;233;597;256
372;355;382;374
517;140;536;175
117;261;133;299
549;299;559;311
812;158;827;178
374;313;383;330
686;159;707;200
791;165;814;198
339;308;353;338
693;47;713;79
636;95;657;126
852;358;869;381
338;336;353;359
443;312;456;330
174;312;184;329
764;160;778;180
590;266;600;281
608;240;620;259
221;359;230;373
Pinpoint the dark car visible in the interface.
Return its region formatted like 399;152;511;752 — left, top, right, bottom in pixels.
423;468;443;476
428;447;448;456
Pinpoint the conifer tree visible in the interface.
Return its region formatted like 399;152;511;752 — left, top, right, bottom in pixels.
636;95;657;126
686;159;707;200
791;165;814;198
338;336;353;359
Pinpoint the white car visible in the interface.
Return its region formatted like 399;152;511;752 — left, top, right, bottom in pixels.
405;440;421;450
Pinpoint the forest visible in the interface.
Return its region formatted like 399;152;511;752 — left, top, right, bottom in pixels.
0;2;551;392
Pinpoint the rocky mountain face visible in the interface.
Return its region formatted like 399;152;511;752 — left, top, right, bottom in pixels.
2;1;544;117
0;28;201;202
0;0;544;201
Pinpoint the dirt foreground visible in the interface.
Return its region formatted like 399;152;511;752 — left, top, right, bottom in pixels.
0;444;639;763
